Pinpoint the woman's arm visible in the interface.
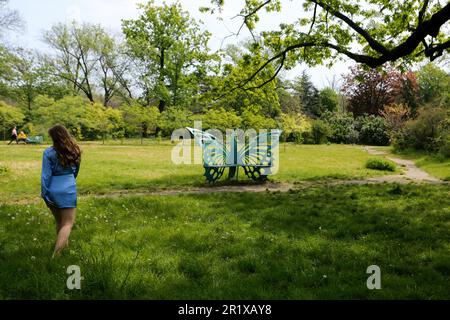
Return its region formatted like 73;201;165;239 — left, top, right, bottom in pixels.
41;150;52;201
73;162;80;179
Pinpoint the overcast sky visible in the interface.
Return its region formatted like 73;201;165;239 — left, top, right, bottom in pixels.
7;0;355;89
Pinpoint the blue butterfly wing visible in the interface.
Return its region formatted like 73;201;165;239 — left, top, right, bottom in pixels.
238;130;282;171
186;127;229;166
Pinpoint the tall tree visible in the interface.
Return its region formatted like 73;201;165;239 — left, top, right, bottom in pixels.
292;71;321;118
277;79;302;114
0;0;23;36
342;66;396;116
43;23;100;102
0;45;15;97
213;43;281;118
95;33;133;106
390;71;420;114
43;22;129;106
319;87;340;113
122;0;212;111
416;63;450;106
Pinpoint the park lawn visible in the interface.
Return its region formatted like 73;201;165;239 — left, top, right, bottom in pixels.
0;142;390;203
0;183;449;299
374;146;450;181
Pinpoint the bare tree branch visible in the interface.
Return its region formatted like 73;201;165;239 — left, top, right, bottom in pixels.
308;3;318;36
0;0;23;36
418;0;430;26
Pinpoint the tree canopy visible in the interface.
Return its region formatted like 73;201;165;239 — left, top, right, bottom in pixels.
204;0;450;88
122;0;214;111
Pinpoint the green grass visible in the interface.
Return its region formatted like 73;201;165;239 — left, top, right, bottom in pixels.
0;142;390;203
1;141;447;299
0;184;449;299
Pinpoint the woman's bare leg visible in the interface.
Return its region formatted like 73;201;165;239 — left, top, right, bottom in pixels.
49;205;62;234
53;208;76;257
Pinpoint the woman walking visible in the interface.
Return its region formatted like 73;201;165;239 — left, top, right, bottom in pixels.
7;126;18;145
41;125;81;257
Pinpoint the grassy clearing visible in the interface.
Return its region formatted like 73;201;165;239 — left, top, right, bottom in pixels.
0;184;449;299
0;142;389;203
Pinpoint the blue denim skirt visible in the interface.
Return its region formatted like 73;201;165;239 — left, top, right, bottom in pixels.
48;174;77;208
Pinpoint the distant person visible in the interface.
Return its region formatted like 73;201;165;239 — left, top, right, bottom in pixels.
7;126;18;145
17;131;27;144
41;124;81;257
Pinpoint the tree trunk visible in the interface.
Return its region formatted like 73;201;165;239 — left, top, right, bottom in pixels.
158;48;166;113
158;100;166;113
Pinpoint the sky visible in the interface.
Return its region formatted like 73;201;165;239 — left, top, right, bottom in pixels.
7;0;355;89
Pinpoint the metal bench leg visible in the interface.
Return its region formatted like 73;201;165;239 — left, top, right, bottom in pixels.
243;166;268;182
204;166;225;183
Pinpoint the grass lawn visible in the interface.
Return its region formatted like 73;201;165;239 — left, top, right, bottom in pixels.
0;184;449;299
374;146;450;181
0;142;390;203
1;141;448;299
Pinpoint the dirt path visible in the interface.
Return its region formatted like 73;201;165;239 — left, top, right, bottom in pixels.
363;146;441;184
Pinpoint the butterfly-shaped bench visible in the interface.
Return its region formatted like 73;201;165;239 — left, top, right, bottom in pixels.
186;127;282;183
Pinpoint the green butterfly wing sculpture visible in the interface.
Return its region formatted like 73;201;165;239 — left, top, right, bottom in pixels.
186;127;282;182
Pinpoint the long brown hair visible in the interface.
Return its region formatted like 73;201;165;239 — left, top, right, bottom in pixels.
48;125;81;167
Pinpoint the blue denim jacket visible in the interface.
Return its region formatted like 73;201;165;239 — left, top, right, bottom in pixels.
41;147;80;201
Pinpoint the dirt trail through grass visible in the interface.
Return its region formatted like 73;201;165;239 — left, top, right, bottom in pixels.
363;146;441;183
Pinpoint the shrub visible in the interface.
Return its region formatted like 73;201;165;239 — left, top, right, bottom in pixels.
365;158;396;171
241;105;277;130
309;120;331;144
159;107;193;137
436;118;450;158
380;103;411;143
0;101;25;139
30;96;128;140
279;113;312;143
122;103;159;138
356;115;390;146
322;111;358;144
200;107;242;132
394;107;449;153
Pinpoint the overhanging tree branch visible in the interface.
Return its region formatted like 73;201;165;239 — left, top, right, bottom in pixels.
234;0;272;37
418;0;430;26
242;2;450;87
423;40;450;60
309;0;390;55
